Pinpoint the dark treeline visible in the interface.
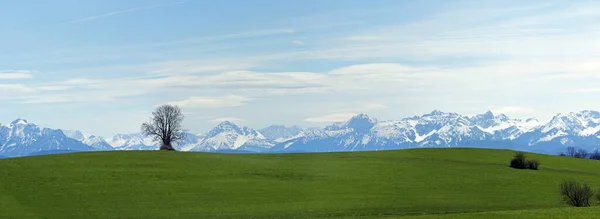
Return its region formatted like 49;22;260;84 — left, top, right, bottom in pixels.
559;146;600;160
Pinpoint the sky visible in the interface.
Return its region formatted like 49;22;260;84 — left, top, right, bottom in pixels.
2;0;600;137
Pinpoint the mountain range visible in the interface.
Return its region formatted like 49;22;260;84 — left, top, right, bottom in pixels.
2;110;600;157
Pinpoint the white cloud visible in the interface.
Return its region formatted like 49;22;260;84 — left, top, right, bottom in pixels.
303;102;387;123
63;1;188;24
568;88;600;93
563;61;600;74
100;70;328;94
304;112;357;123
203;70;326;89
328;63;444;83
167;95;252;108
493;106;535;114
292;40;305;45
364;103;388;110
37;86;71;91
344;36;383;41
207;117;246;123
21;96;72;104
63;78;101;85
146;60;257;75
329;63;421;75
22;61;444;105
0;71;34;79
0;84;35;93
155;29;295;47
21;95;115;104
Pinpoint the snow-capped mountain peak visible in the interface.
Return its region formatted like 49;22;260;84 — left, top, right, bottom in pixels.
61;130;114;151
108;133;157;150
344;113;377;131
62;130;90;140
5;109;600;157
10;118;29;126
208;121;243;136
0;119;95;157
426;110;446;116
216;121;238;129
259;125;303;142
187;121;270;152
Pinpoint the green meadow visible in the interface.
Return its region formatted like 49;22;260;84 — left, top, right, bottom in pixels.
1;148;599;218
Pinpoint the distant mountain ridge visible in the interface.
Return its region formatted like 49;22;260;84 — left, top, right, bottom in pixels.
0;119;95;157
3;110;600;157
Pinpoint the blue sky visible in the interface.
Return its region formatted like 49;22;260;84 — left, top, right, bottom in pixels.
2;0;600;137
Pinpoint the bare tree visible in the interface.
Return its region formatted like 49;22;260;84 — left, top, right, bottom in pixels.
141;104;185;151
576;149;589;159
590;149;600;160
560;180;594;207
564;147;590;159
566;146;577;157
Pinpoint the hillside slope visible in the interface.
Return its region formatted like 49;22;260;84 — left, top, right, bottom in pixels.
1;149;600;218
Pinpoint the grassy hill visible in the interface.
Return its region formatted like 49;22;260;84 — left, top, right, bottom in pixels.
1;148;600;218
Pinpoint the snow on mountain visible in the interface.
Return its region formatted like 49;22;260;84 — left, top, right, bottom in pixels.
105;132;200;151
187;121;272;152
61;130;114;150
259;125;303;142
468;111;540;140
0;119;95;157
273;110;600;154
272;114;389;152
108;133;156;150
406;110;490;146
514;110;600;151
5;109;600;157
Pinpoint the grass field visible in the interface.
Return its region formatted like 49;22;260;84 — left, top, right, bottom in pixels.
1;148;600;218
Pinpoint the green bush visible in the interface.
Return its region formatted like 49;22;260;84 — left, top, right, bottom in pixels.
510;152;527;169
509;152;540;170
526;159;539;170
560;180;594;207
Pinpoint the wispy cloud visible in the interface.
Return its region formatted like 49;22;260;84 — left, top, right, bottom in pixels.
63;78;102;85
0;84;35;93
304;112;357;123
63;1;188;24
568;88;600;93
207;117;246;123
167;95;252;108
157;29;295;47
0;70;35;79
304;102;388;123
21;95;116;104
37;86;71;91
494;106;535;114
343;36;383;41
16;61;443;106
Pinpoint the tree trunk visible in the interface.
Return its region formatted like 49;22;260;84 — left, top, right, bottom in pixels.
160;144;176;151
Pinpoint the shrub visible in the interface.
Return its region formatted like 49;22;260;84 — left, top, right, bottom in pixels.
510;152;527;169
596;189;600;202
560;180;594;207
526;159;539;170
